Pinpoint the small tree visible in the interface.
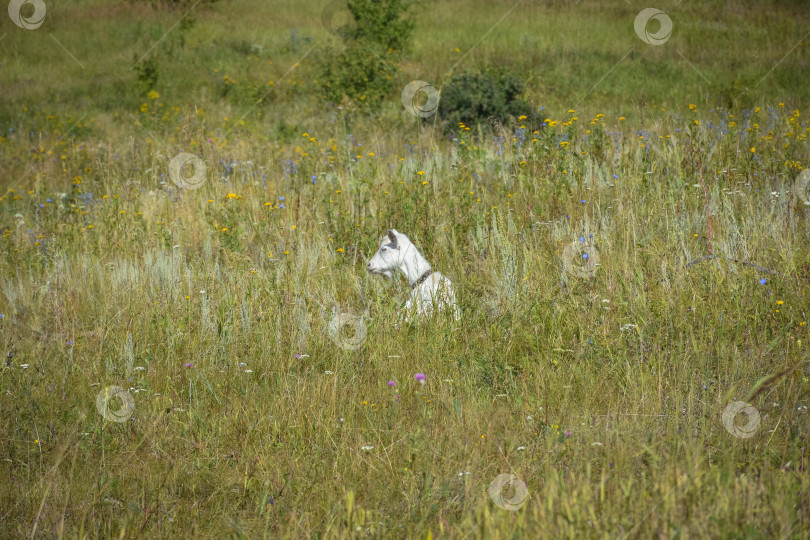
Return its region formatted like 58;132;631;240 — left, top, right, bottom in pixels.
318;0;415;106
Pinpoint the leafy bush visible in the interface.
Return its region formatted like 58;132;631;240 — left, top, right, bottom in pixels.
134;57;159;96
318;44;400;105
439;70;533;131
318;0;415;106
344;0;414;53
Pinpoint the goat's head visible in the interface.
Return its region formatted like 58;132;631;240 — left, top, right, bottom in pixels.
367;229;406;277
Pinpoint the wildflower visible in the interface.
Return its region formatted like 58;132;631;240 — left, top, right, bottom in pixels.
777;300;784;305
185;363;193;367
414;373;426;384
760;279;767;285
388;380;396;387
565;430;571;438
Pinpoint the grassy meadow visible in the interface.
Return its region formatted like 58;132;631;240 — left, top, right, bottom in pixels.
2;0;810;537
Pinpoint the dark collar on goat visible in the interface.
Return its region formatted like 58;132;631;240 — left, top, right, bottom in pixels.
412;269;433;289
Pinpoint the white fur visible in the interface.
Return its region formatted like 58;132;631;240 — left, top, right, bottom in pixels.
367;229;460;323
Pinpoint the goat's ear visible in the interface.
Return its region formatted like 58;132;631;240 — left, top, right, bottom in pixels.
387;229;398;246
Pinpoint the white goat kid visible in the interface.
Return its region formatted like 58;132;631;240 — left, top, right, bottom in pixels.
367;229;460;323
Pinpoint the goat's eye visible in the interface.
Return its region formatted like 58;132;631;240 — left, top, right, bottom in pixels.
381;247;386;252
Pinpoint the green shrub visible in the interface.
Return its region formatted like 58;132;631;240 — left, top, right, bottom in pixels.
318;0;415;106
439;70;534;132
134;57;159;96
344;0;415;53
318;44;400;105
